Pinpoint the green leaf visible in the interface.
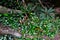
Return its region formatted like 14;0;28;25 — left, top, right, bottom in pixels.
3;13;9;16
48;7;54;13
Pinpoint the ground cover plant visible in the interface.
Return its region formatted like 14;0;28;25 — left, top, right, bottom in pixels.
0;0;60;40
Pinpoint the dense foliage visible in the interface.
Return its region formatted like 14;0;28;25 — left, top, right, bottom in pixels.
0;0;60;40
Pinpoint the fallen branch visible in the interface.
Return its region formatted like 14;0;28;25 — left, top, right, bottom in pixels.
0;6;23;14
0;23;22;38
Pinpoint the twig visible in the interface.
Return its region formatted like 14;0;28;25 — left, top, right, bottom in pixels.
38;0;46;9
22;0;27;9
20;14;28;24
16;0;18;2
